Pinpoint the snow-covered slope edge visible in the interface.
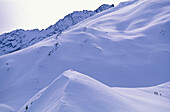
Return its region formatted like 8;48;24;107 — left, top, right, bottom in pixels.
0;0;170;111
18;70;170;112
0;4;114;56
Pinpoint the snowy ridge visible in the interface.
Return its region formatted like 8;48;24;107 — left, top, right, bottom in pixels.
0;4;113;56
18;70;170;112
0;0;170;111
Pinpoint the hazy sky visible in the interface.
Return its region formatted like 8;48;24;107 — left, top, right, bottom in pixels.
0;0;128;34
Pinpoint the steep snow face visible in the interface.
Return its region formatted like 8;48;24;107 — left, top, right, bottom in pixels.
0;0;170;111
0;4;113;56
54;0;170;87
18;70;170;112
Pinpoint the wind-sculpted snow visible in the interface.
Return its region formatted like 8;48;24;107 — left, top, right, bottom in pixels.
0;0;170;111
18;70;170;112
0;4;113;56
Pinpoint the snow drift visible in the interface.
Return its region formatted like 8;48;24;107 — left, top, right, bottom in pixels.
0;0;170;111
18;70;170;112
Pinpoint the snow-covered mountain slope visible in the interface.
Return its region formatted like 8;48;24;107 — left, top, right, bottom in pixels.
18;70;170;112
0;0;170;111
0;4;114;56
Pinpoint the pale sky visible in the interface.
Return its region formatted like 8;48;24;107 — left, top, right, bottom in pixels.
0;0;128;34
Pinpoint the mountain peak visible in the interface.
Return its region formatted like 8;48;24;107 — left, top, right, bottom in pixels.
0;4;113;56
95;4;114;13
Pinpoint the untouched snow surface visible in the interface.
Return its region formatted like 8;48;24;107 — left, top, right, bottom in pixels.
0;0;170;111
